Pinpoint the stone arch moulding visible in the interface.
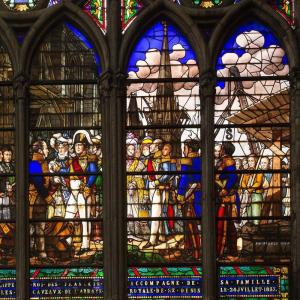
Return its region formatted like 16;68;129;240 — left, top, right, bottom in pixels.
120;0;208;75
21;1;109;76
0;16;20;77
209;0;299;70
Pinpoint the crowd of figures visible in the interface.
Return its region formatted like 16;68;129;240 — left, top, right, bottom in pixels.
0;129;290;264
126;133;202;260
0;130;103;265
0;146;15;261
126;133;290;262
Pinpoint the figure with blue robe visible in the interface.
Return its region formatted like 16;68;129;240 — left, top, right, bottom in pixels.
29;140;53;263
215;142;239;258
177;139;201;260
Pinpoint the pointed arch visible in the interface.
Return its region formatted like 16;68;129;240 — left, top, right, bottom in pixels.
0;17;19;78
120;0;207;73
21;1;109;75
212;0;292;269
209;0;298;70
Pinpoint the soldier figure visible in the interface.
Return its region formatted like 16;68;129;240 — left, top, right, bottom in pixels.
65;130;97;255
215;142;239;258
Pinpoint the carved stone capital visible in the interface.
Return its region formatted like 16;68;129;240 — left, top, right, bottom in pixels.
98;70;113;98
98;70;127;98
290;67;300;97
13;73;29;102
199;70;216;99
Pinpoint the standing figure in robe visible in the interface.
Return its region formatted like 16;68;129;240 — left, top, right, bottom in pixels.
241;154;263;225
65;130;97;255
126;133;145;235
29;140;53;263
159;142;176;235
216;142;239;259
177;139;202;260
143;138;164;248
47;133;72;219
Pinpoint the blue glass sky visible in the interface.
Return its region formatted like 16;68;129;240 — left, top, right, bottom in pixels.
66;22;101;75
216;20;288;88
216;20;288;71
128;21;197;73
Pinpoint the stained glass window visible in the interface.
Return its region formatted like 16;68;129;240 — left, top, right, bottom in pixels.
0;43;15;297
172;0;294;26
192;0;222;7
83;0;106;33
126;19;201;298
3;0;37;11
172;0;222;8
28;22;103;298
235;0;295;26
215;20;290;297
121;0;143;32
272;0;294;26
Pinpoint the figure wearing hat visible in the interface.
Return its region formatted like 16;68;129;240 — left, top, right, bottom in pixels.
46;133;72;219
65;130;97;255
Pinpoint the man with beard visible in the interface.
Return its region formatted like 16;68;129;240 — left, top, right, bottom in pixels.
65;130;97;255
29;140;53;263
177;139;202;260
216;142;239;259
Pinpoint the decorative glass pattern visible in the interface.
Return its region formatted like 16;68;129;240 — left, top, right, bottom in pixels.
215;21;290;264
30;268;103;299
83;0;106;33
219;265;289;298
172;0;222;8
235;0;295;26
128;267;202;298
127;266;288;298
3;0;37;11
29;22;102;298
192;0;222;7
121;0;143;31
48;0;61;6
272;0;294;26
126;18;201;274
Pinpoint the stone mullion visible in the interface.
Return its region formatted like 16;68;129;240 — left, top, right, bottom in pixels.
14;74;30;300
200;71;217;300
102;0;127;299
290;67;300;300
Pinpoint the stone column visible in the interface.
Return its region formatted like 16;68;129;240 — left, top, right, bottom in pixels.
200;71;217;300
14;73;29;300
100;69;127;300
101;1;127;299
290;67;300;300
